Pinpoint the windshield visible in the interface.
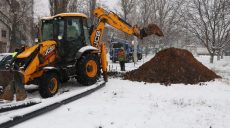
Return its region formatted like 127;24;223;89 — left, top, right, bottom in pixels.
41;18;65;42
42;20;54;41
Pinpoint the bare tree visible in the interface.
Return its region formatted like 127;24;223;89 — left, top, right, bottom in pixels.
68;0;79;12
68;0;89;15
152;0;184;48
120;0;135;22
0;0;34;51
136;0;154;56
117;0;136;40
49;0;69;15
60;0;97;25
132;0;184;55
89;0;96;25
181;0;230;63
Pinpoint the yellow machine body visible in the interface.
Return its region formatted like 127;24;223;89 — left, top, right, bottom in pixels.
0;7;163;100
16;7;162;86
17;41;57;84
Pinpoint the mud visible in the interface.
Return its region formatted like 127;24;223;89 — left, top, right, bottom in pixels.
107;71;125;78
124;48;221;85
144;24;164;37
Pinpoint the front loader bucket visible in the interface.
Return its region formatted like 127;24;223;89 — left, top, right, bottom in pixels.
0;70;15;101
140;23;164;38
0;70;27;101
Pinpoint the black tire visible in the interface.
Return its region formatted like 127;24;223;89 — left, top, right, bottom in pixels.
76;54;100;86
39;72;60;98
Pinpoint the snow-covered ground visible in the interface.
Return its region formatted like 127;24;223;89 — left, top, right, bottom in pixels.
9;54;230;128
0;79;104;122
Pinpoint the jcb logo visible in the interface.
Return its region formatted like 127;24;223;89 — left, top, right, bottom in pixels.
94;30;101;47
44;45;55;56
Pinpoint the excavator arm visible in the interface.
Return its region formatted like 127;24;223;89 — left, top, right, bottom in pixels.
90;7;141;47
90;7;164;48
90;7;163;81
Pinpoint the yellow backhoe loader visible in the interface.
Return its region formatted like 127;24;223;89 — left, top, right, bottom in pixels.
0;7;163;101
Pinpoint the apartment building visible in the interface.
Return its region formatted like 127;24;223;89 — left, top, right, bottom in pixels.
0;0;34;52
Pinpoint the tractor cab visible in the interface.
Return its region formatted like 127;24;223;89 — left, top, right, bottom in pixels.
40;13;91;63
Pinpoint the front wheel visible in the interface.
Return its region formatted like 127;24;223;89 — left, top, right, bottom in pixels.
76;54;100;86
39;72;59;98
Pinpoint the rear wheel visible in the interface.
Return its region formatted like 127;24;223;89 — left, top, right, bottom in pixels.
76;54;100;86
39;72;59;98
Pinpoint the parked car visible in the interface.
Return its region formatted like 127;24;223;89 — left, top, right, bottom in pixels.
0;53;13;69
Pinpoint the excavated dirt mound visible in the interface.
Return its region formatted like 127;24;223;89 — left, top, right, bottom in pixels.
124;48;221;85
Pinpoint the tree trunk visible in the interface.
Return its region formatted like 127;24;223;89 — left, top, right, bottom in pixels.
210;53;214;63
221;51;224;59
89;0;96;25
220;49;224;59
50;0;68;15
217;50;220;61
217;55;220;61
9;15;18;52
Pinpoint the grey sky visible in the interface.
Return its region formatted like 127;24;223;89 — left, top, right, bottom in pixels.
98;0;119;10
34;0;50;19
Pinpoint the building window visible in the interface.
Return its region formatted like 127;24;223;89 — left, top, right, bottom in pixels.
0;42;6;53
2;30;7;38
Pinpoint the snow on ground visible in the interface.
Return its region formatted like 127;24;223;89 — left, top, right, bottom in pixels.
0;79;104;123
11;54;230;128
14;78;230;128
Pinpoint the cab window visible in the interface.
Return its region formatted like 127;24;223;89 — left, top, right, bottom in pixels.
42;20;54;41
57;18;64;38
66;18;82;41
83;18;90;45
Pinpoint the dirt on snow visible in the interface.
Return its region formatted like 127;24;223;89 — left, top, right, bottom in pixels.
124;48;221;85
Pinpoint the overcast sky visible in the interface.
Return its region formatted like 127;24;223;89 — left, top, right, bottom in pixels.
98;0;119;10
34;0;120;19
34;0;50;19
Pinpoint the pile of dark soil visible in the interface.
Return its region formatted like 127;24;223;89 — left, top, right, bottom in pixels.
124;48;221;85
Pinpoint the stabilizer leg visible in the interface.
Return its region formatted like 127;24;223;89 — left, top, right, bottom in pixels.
14;72;27;101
